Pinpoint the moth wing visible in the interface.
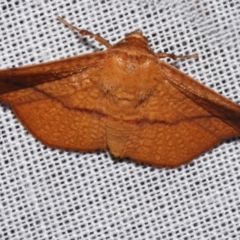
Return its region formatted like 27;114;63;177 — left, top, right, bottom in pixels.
0;52;105;94
0;52;107;151
121;62;240;167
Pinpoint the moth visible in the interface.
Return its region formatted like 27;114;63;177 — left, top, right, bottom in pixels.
0;17;240;167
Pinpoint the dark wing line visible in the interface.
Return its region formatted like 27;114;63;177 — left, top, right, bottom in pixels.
161;61;240;132
30;85;219;127
0;51;106;95
154;79;228;139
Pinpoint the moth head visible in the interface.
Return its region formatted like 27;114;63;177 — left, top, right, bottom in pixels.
124;30;148;44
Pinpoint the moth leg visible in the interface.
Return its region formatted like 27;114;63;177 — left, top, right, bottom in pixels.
157;52;198;60
57;16;112;48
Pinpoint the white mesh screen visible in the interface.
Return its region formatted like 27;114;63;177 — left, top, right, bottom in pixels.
1;1;240;239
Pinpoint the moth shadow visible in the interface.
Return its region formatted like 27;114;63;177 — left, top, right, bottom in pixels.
70;31;105;53
109;152;161;169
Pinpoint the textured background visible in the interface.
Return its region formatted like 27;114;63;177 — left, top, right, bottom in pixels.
0;1;240;239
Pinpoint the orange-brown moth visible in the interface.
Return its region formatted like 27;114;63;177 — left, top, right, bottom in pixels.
0;17;240;167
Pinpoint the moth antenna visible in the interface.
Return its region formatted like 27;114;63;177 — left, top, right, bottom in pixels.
157;52;198;60
57;16;112;48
